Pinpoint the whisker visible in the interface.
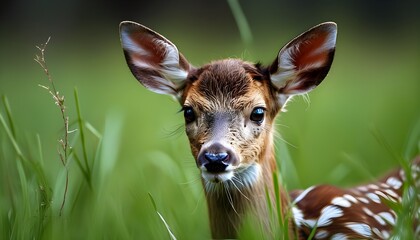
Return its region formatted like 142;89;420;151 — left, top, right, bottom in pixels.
230;179;250;201
161;123;185;139
275;134;297;149
274;122;290;129
301;93;311;109
232;176;245;187
224;183;239;215
261;125;297;149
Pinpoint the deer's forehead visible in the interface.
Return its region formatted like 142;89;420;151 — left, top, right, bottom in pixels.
185;89;266;113
184;60;268;111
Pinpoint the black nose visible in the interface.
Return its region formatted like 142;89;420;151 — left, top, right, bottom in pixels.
204;152;229;172
198;143;237;173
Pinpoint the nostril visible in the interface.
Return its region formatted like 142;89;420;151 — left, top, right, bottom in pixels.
204;152;228;162
205;162;227;173
203;151;229;173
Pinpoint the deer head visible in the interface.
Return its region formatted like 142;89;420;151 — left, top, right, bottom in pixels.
120;21;337;238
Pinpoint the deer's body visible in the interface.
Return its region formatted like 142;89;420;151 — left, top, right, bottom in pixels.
119;21;419;239
291;169;406;239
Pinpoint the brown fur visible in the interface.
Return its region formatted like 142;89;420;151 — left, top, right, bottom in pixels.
179;59;290;238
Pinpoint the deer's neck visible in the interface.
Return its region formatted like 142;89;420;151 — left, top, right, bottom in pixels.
204;134;289;238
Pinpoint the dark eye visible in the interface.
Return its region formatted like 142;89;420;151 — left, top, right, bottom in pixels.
183;106;196;124
250;107;265;123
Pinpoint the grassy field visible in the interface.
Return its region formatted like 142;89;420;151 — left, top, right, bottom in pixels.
1;6;419;239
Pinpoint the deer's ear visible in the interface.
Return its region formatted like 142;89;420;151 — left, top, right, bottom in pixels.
119;21;192;98
270;22;337;98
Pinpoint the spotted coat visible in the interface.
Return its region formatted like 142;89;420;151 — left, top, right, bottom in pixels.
291;158;420;239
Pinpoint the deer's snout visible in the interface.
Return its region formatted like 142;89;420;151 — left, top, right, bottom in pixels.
198;143;238;173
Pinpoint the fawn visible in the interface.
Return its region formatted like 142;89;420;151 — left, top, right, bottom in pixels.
119;21;419;239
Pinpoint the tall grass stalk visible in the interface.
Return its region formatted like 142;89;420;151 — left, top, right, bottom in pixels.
35;37;71;216
0;37;115;238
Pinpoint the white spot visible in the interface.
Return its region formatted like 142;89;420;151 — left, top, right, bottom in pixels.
315;230;329;239
366;193;381;203
374;190;388;199
373;214;386;225
386;177;402;189
378;212;395;225
362;207;374;216
381;230;390;238
357;186;368;192
292;207;304;227
346;222;372;238
383;189;399;199
331;196;352;207
368;184;379;189
293;186;315;204
357;197;369;204
380;183;390;188
331;233;348;240
317;205;344;227
343;194;358;203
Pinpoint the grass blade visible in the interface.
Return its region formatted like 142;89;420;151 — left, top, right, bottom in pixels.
403;115;420;160
74;88;91;178
0;113;24;161
72;150;92;190
371;126;405;165
85;121;102;139
148;193;177;240
307;221;318;240
2;95;16;138
273;171;290;239
227;0;253;46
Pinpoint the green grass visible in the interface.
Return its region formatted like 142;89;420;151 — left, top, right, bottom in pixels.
1;47;419;239
1;3;419;238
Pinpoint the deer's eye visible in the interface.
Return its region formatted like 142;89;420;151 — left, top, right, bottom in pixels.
250;107;265;124
183;106;196;124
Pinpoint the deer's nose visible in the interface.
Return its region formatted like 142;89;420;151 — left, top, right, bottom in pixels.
203;152;229;172
198;143;237;173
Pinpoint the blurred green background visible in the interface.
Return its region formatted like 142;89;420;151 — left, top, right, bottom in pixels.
1;0;419;239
